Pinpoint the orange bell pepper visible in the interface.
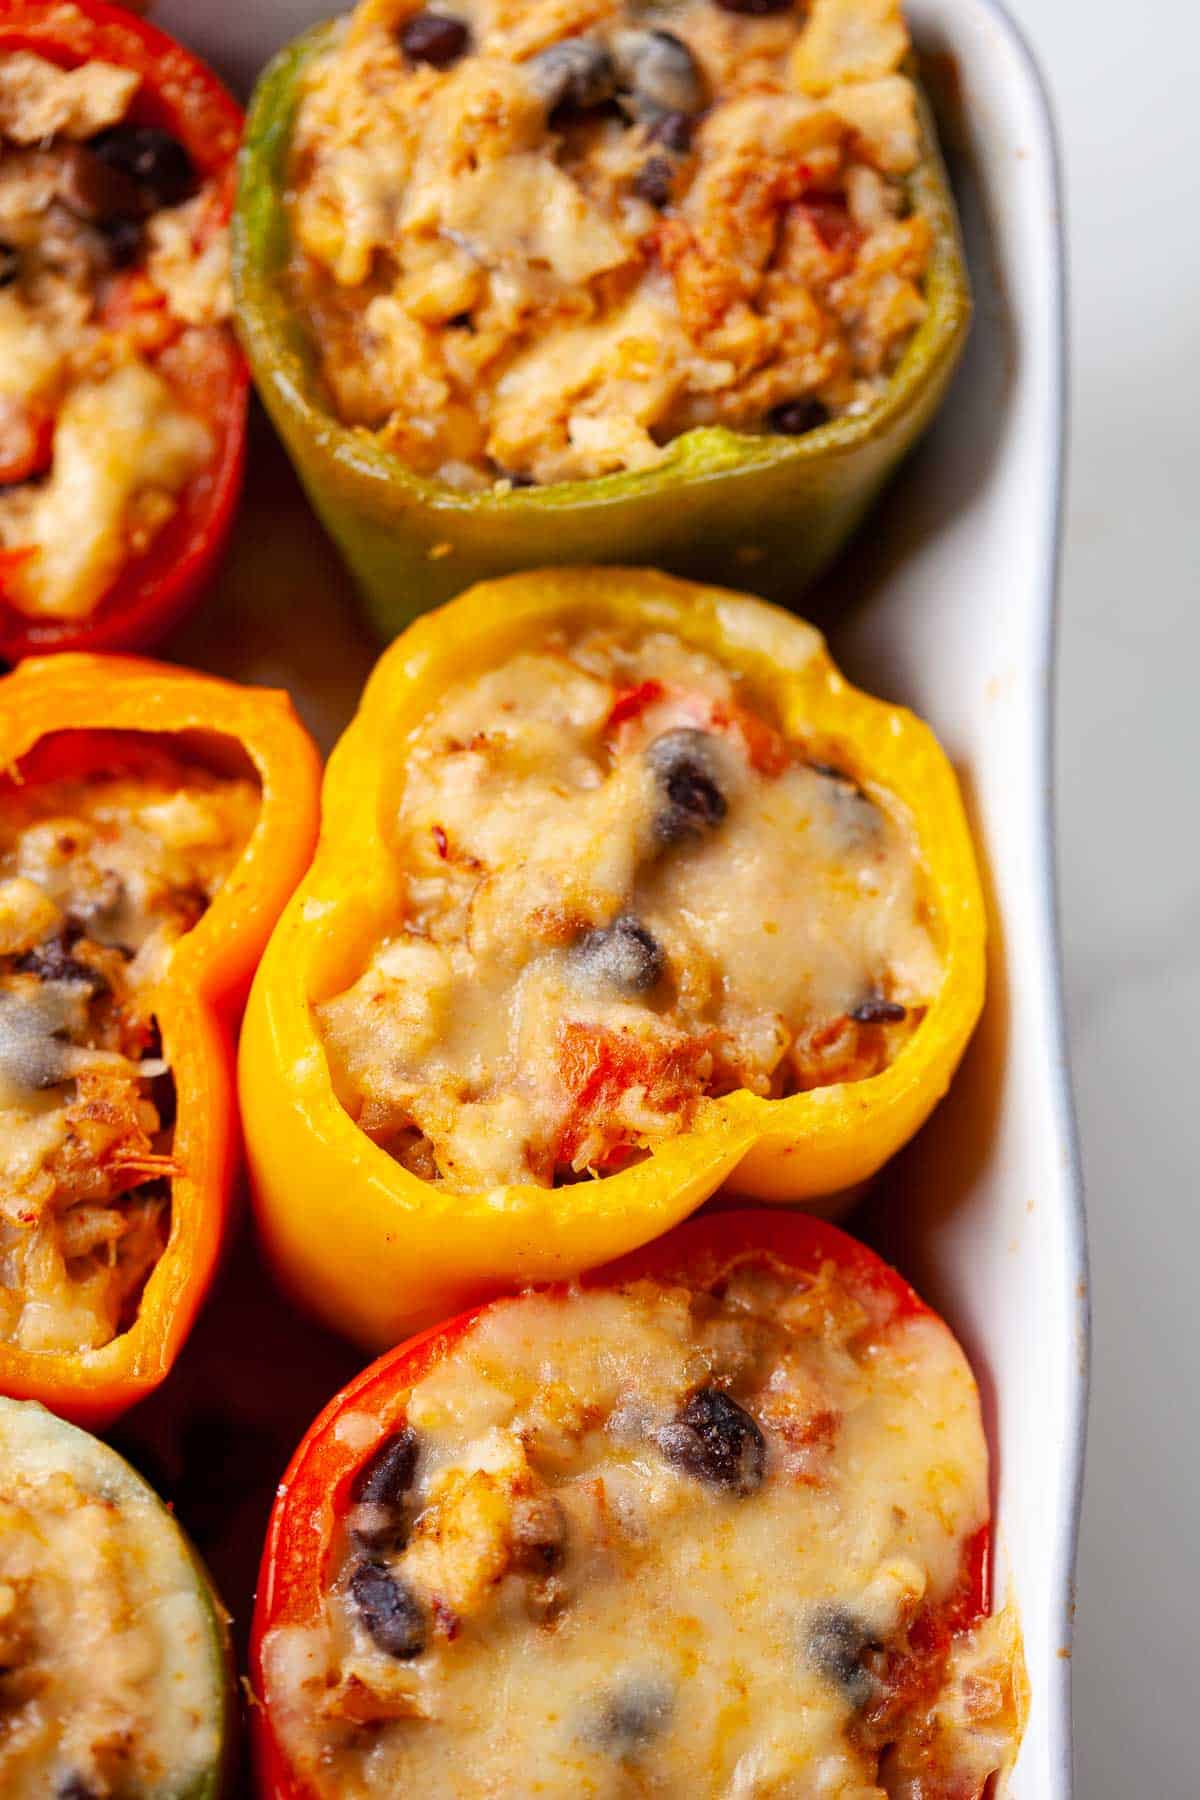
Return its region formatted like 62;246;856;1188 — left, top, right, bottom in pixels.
241;569;985;1350
0;654;321;1427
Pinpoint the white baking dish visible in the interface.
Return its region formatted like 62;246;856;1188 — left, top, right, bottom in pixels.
157;0;1083;1790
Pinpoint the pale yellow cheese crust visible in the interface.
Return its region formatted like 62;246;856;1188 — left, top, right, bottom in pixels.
289;0;933;486
317;624;942;1190
263;1257;1024;1796
0;742;257;1354
0;53;232;621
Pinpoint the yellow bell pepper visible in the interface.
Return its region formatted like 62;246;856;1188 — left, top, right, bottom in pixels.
240;569;984;1348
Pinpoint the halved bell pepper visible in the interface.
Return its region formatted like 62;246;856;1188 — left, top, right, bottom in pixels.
249;1208;1006;1800
0;1396;235;1798
232;27;970;639
239;568;985;1349
0;0;247;662
0;654;321;1427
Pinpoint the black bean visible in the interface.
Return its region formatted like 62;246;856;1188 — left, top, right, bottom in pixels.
352;1426;420;1507
850;996;907;1025
0;240;18;288
348;1427;420;1549
768;397;831;436
0;991;74;1092
590;1675;675;1754
101;215;144;270
528;38;617;115
649;110;695;154
569;914;665;995
55;144;144;224
12;935;105;991
511;1493;569;1574
90;125;196;209
349;1559;426;1660
714;0;793;14
398;10;471;68
646;729;728;847
613;29;707;119
804;1604;879;1705
808;762;881;843
633;155;675;209
658;1386;765;1495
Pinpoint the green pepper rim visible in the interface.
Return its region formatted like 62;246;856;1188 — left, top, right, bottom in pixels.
0;1398;234;1800
233;19;971;529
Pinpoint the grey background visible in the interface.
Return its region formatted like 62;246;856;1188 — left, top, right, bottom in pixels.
1004;0;1200;1793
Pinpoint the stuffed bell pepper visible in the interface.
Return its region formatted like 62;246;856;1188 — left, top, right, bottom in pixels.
0;654;321;1427
240;568;985;1346
233;0;970;635
0;0;247;661
0;1396;234;1799
251;1210;1025;1798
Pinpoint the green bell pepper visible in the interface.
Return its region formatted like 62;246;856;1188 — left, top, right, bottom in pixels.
0;1398;235;1799
233;23;970;639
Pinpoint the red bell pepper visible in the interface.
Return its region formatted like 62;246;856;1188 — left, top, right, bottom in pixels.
0;0;247;661
250;1209;995;1799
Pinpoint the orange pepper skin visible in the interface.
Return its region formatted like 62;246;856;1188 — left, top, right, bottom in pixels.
249;1210;993;1800
240;569;986;1353
0;655;322;1429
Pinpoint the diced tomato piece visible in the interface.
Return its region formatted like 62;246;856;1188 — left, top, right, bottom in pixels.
0;545;36;599
603;681;791;777
99;272;180;355
555;1021;711;1168
798;196;862;256
0;397;54;486
710;700;792;777
605;680;665;734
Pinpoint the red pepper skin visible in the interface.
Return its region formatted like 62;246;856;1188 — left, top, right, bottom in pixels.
249;1209;990;1800
0;0;247;663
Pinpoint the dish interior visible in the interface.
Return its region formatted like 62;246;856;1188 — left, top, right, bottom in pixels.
138;2;1082;1795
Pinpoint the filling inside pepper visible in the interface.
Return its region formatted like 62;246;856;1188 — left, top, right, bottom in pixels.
0;1400;226;1798
317;624;942;1189
0;51;236;622
261;1255;1023;1796
288;0;934;487
0;734;258;1354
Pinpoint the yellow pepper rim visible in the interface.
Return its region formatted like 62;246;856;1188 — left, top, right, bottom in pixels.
249;568;985;1235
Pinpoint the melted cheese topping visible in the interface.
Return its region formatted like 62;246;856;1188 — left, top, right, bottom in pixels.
0;745;258;1353
289;0;933;486
0;54;233;621
317;626;941;1190
262;1258;1024;1795
0;1400;224;1800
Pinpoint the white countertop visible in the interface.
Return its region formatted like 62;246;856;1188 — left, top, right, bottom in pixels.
1002;0;1200;1791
